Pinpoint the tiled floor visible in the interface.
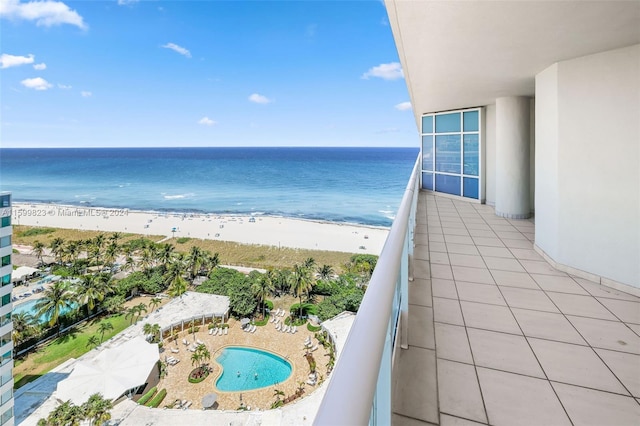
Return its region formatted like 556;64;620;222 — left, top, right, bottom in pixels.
392;193;640;426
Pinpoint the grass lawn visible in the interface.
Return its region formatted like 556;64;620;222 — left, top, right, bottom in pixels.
14;313;131;389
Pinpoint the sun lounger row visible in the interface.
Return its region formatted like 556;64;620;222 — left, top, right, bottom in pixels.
166;356;180;366
244;325;257;333
272;308;286;317
275;324;297;333
174;399;192;410
208;327;229;336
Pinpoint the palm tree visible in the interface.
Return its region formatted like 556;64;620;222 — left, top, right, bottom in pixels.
157;243;175;273
64;240;81;264
149;297;162;312
32;240;46;266
109;232;123;245
12;311;36;346
186;246;208;280
252;272;274;318
205;251;220;274
41;399;83;426
165;260;188;298
34;281;75;336
303;257;316;270
143;323;161;343
50;237;65;264
125;306;137;324
103;243;119;270
97;322;113;343
191;343;210;369
76;274;110;314
81;393;113;426
317;264;334;281
135;303;148;323
290;264;313;319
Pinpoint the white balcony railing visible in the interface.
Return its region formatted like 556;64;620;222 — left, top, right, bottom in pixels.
315;155;420;425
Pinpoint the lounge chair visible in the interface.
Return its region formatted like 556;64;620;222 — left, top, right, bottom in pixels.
251;325;257;333
182;338;188;345
292;326;297;333
196;339;204;345
311;344;318;352
275;323;281;331
171;347;179;353
209;328;214;335
224;328;228;335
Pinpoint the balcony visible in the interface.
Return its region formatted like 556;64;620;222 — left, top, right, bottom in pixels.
315;158;640;425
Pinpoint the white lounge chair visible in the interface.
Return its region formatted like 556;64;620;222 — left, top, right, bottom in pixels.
196;339;204;345
311;344;318;352
251;325;257;333
171;347;179;353
275;323;281;331
224;327;228;335
212;328;218;336
182;338;188;345
208;328;213;335
292;326;297;333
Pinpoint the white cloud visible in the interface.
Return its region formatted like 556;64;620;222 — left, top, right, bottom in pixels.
161;42;191;58
21;77;52;90
117;0;139;5
361;62;404;80
0;0;87;29
394;101;412;111
81;91;92;97
198;117;216;126
33;62;46;70
248;93;271;104
0;53;34;68
57;83;71;89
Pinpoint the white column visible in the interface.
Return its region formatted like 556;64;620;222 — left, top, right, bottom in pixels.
495;96;531;219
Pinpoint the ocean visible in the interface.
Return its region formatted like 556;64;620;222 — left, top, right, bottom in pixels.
0;147;418;227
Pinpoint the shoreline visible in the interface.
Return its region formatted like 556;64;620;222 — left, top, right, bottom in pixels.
11;202;389;255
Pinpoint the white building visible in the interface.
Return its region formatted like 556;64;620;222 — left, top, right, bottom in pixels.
0;192;14;426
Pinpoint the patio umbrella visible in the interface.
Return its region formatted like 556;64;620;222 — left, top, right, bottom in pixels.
240;318;250;327
202;393;217;409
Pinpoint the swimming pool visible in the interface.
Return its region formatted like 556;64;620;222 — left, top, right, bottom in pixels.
13;299;76;323
215;347;292;392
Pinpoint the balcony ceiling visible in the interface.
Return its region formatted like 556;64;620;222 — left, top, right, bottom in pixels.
385;0;640;117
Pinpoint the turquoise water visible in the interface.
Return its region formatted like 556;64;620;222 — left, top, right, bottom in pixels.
215;347;292;391
13;299;76;323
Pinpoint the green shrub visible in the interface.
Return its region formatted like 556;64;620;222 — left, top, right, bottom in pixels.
147;388;167;408
255;315;269;326
187;326;200;333
176;237;191;244
138;386;157;405
188;367;209;384
264;300;274;310
307;323;322;332
18;227;55;237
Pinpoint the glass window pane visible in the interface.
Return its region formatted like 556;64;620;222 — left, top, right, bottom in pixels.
435;113;460;133
435;135;461;174
463;110;479;132
463;134;479;176
422;172;433;191
422;135;433;171
435;174;461;196
421;115;433;133
463;177;479;199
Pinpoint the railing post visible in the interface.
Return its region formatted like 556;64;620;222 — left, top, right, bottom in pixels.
370;315;394;426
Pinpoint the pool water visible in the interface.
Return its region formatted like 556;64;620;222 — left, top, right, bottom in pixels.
13;299;77;323
215;347;292;392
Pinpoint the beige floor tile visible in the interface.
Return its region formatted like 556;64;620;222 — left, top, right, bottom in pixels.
467;329;544;378
519;260;566;276
477;246;513;258
483;256;526;272
575;278;640;302
445;235;475;245
468;229;497;238
440;414;487;425
446;243;480;255
429;233;445;243
501;239;534;249
508;248;543;261
409;278;432;307
414;259;431;280
452;266;495;285
471;237;505;247
460;301;522;335
443;227;471;236
495;230;528;240
500;287;560;313
393;347;438;424
449;254;487;269
528;338;629;394
477;368;571;426
437;359;487;424
415;233;430;246
408;305;435;350
432;278;458;299
465;222;492;231
431;264;454;280
551;382;640;426
428;227;443;235
488;224;518;232
415;225;429;234
628;323;640;335
596;298;640;324
456;282;506;306
594;348;640;397
433;297;465;326
567;315;640;354
492;270;540;289
392;413;437;426
429;251;450;265
546;293;618;320
435;322;473;364
414;244;430;261
511;308;587;345
531;274;589;295
430;241;447;252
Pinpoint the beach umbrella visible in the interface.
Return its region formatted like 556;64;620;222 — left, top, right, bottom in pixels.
240;318;250;327
202;393;217;409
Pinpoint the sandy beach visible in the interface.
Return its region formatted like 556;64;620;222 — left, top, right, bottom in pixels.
11;203;389;255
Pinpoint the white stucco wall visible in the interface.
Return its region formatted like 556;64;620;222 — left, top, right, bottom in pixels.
484;104;496;206
535;44;640;288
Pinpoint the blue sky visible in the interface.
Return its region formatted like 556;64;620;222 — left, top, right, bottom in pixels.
0;0;417;148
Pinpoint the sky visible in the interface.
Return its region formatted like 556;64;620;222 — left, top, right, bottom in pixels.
0;0;417;148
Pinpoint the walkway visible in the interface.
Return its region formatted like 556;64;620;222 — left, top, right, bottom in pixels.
393;192;640;425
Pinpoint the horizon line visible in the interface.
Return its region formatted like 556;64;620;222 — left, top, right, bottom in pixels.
0;145;419;149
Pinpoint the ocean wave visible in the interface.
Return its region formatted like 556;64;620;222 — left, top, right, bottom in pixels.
163;193;195;200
